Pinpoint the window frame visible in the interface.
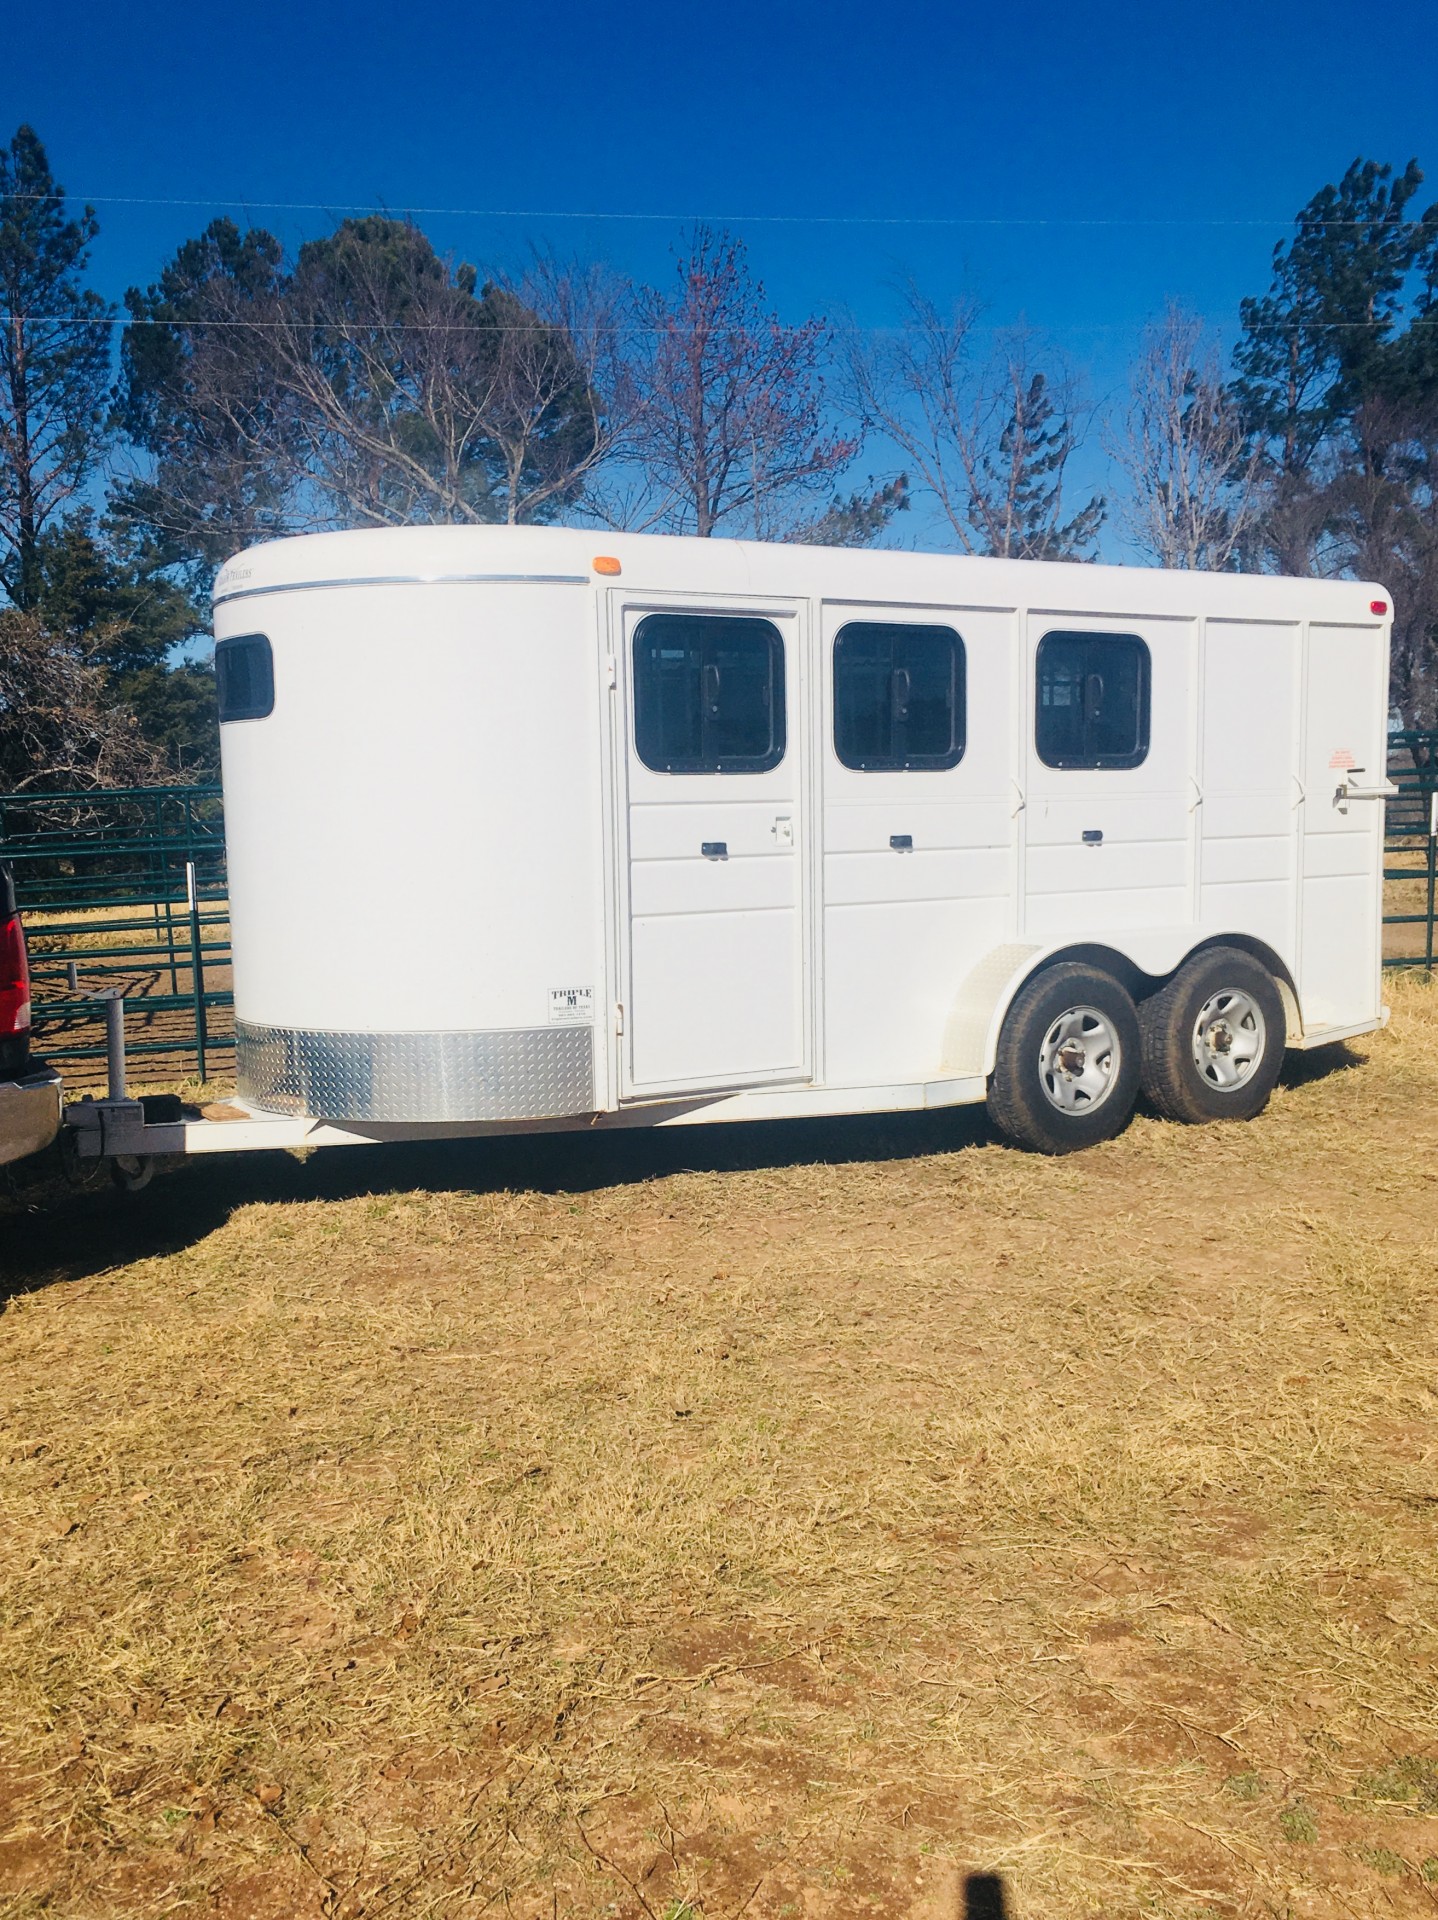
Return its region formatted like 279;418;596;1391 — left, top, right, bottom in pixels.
832;619;967;773
631;611;787;775
215;633;275;723
1034;628;1151;771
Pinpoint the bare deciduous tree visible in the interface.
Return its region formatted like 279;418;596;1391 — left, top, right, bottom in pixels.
1106;304;1262;570
844;285;1103;559
0;607;161;790
617;227;859;538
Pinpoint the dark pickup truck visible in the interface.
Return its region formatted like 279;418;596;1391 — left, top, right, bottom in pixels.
0;864;61;1166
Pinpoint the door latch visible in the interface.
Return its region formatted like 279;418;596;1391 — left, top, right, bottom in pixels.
772;815;794;847
1333;769;1399;811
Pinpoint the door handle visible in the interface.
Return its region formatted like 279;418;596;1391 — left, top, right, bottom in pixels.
1334;772;1398;807
701;841;727;860
889;833;913;851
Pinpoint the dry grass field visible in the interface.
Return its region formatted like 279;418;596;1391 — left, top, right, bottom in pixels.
2;978;1437;1919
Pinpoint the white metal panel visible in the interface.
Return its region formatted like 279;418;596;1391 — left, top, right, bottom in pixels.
1200;837;1294;886
218;582;603;1039
618;598;809;1096
1297;623;1387;1030
1197;620;1301;976
819;603;1016;1085
824;847;1010;907
628;909;803;1086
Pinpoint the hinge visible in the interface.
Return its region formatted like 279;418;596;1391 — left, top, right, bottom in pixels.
614;1001;625;1035
605;655;617;690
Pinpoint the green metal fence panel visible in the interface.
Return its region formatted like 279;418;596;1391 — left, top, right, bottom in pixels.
1384;732;1438;975
0;785;233;1080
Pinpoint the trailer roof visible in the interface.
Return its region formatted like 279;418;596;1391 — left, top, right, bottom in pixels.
213;525;1390;625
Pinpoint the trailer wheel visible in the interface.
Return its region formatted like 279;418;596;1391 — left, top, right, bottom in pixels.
987;962;1142;1154
1138;947;1286;1124
110;1154;154;1193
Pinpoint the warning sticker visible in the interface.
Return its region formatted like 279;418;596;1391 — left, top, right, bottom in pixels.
1328;748;1356;770
549;986;594;1026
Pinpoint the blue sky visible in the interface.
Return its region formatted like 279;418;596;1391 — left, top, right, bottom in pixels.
6;0;1438;539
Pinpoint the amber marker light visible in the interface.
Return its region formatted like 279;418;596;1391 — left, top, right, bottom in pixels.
1370;599;1388;615
593;556;622;576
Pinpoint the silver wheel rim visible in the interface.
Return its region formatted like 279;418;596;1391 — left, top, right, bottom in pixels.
1038;1006;1121;1114
1192;988;1266;1091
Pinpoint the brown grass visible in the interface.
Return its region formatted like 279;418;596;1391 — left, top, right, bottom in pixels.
2;978;1437;1918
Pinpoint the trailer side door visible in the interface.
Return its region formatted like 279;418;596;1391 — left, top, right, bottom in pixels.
1297;621;1388;1031
1022;614;1193;940
616;596;811;1097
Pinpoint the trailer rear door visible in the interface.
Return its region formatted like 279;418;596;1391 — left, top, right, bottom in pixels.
1297;621;1388;1030
616;597;811;1097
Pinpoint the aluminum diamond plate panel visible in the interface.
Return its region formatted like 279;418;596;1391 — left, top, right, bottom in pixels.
236;1023;595;1123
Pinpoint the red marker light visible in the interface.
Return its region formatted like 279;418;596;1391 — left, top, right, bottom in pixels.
1370;599;1388;615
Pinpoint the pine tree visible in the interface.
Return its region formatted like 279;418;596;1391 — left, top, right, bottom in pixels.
971;370;1104;560
0;126;113;609
1232;158;1425;481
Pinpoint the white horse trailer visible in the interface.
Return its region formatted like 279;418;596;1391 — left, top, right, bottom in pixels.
132;522;1392;1163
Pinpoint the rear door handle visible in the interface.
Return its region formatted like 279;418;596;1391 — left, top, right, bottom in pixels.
1334;773;1398;804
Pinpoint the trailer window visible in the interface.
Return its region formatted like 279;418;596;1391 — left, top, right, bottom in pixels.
834;622;965;770
633;614;785;773
215;634;274;723
1036;631;1149;769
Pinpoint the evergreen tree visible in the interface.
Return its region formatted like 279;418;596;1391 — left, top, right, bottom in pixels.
1232;158;1438;717
789;475;909;546
0;126;114;609
30;514;200;676
1233;158;1426;482
116;216;290;572
971;370;1104;560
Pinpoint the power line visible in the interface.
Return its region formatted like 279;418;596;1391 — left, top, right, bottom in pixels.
5;191;1433;229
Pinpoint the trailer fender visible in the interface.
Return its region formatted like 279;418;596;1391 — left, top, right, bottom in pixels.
938;931;1303;1082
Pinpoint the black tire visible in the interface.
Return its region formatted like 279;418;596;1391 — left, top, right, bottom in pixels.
1137;946;1286;1124
987;962;1142;1155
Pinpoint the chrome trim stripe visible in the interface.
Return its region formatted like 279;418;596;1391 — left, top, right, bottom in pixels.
237;1021;595;1123
212;572;590;607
